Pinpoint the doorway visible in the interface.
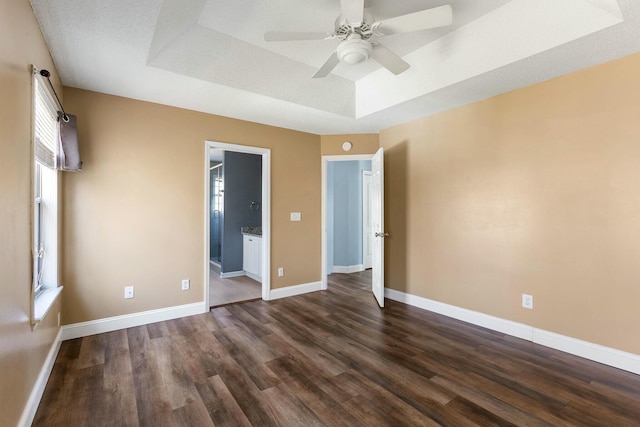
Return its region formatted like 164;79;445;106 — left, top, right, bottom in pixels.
205;141;270;308
322;154;374;290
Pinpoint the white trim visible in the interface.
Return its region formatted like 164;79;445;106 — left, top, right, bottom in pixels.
61;302;205;341
204;141;271;306
261;150;271;301
385;288;532;340
321;159;328;291
322;153;374;291
220;271;245;279
323;154;374;161
204;144;211;312
32;285;63;324
332;264;365;274
245;272;262;282
385;288;640;375
533;329;640;375
269;281;322;300
19;328;62;427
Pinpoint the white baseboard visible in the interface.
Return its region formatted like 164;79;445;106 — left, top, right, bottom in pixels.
245;272;262;282
385;288;640;375
220;270;245;279
385;288;532;340
533;329;640;375
61;302;206;341
332;264;365;274
268;281;322;300
19;328;62;427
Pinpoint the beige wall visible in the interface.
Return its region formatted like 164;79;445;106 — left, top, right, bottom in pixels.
380;52;640;355
321;133;379;155
62;88;321;324
4;3;640;423
0;0;63;425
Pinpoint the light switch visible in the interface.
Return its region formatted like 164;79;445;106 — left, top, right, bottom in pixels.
290;212;301;221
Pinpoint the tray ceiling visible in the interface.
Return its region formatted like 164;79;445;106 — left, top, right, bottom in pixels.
30;0;640;134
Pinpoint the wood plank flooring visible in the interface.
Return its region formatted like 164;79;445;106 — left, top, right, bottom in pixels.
34;271;640;426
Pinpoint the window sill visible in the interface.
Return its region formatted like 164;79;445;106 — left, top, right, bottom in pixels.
33;286;63;327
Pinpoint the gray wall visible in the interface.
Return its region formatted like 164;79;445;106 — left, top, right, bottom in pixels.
327;160;371;270
221;151;262;273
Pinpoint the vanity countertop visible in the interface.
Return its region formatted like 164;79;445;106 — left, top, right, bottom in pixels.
241;226;262;236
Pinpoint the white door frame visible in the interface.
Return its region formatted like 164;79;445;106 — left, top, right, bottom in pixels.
362;170;373;270
204;141;271;311
321;154;374;290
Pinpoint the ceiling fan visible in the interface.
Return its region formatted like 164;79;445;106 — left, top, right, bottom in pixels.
264;0;453;78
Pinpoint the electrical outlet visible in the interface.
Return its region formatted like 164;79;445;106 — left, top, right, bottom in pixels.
124;286;134;299
522;294;533;309
290;212;301;221
278;267;284;277
181;279;190;291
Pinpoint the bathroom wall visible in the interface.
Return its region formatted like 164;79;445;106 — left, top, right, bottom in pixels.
221;151;262;274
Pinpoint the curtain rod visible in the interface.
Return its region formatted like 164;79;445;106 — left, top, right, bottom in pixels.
36;68;69;123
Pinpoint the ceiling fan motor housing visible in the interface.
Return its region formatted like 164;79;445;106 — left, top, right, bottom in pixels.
337;34;372;64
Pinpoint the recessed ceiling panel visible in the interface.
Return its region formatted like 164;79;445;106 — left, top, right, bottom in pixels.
148;25;356;117
197;0;511;81
357;0;624;117
28;0;640;134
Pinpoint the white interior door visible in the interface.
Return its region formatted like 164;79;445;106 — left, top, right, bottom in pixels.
371;148;385;308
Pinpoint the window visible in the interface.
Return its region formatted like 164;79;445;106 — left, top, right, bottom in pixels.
32;69;62;324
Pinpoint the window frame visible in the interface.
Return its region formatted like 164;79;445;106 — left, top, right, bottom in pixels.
31;67;63;326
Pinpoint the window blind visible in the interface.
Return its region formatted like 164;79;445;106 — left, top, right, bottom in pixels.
34;76;59;170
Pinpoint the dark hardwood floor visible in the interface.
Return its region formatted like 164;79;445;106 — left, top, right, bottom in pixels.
34;271;640;426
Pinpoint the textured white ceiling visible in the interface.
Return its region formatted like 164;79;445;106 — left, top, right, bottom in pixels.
29;0;640;134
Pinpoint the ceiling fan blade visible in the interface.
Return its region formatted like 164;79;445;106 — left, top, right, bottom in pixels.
313;52;340;78
264;31;332;41
340;0;364;26
376;4;453;36
371;44;410;75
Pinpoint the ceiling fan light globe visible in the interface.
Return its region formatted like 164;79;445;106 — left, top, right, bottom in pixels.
343;52;364;64
337;39;372;65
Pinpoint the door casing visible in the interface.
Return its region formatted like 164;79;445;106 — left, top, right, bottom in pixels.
321;154;374;290
204;141;271;309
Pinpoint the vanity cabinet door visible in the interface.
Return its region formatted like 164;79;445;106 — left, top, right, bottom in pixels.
243;235;262;280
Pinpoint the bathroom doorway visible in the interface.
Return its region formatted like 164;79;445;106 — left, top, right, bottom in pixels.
205;141;270;308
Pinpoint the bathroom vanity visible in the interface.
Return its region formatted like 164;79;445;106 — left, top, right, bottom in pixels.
242;227;262;281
